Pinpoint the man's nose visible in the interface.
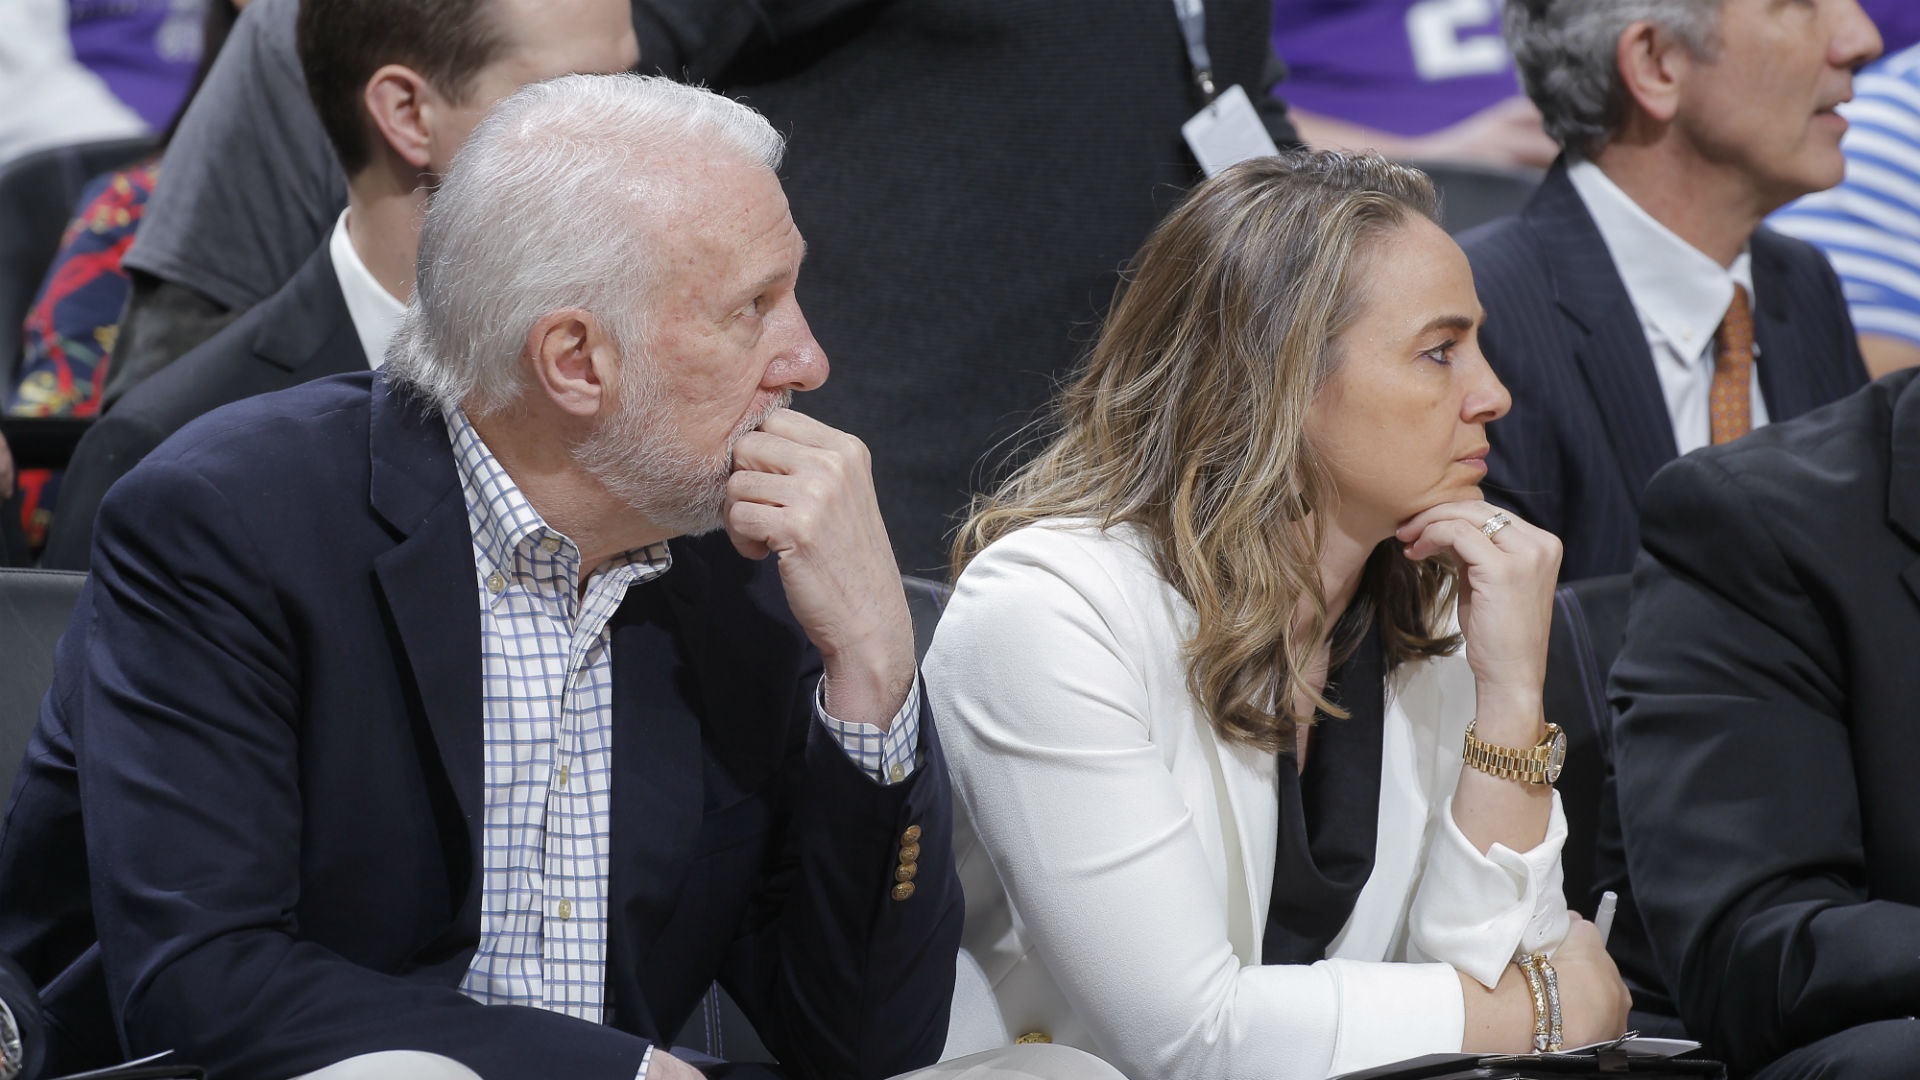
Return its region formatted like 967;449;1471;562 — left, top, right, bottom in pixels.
1833;0;1883;69
763;305;829;392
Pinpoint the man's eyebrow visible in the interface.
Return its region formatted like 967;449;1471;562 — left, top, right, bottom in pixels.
738;241;808;301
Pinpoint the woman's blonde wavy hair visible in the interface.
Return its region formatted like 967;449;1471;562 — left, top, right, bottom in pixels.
951;150;1462;753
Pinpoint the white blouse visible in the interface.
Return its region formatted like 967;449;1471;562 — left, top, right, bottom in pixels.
927;522;1569;1080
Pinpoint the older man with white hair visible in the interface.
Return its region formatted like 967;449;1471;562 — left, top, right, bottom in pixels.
8;73;1121;1080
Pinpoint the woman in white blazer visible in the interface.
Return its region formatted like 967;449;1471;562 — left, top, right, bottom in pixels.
925;152;1631;1080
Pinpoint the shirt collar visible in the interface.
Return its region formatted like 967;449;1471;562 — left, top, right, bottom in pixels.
444;407;671;609
329;208;407;370
1566;157;1755;360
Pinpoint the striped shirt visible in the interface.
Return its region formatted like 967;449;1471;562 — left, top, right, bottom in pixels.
444;408;921;1078
1771;44;1920;348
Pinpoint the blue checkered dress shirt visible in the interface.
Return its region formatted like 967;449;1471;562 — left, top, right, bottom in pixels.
444;409;920;1078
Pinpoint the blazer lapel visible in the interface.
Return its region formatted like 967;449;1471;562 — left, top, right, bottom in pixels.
1884;375;1920;610
1750;232;1817;422
252;245;371;376
365;378;485;915
604;541;709;1034
1527;163;1680;498
1197;711;1280;965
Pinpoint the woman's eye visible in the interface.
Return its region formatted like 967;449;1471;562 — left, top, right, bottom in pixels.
1422;340;1456;366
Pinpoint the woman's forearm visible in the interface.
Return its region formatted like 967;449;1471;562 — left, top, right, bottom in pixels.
1450;685;1553;855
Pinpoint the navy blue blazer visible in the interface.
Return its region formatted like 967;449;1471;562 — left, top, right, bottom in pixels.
1;372;961;1079
1458;159;1869;581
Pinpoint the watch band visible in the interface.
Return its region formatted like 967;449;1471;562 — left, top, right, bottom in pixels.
1463;719;1563;785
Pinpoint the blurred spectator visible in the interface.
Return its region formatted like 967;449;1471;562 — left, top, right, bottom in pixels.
67;0;211;131
1272;0;1556;168
100;0;342;409
1463;0;1878;582
0;0;147;164
1771;43;1920;378
1861;0;1920;54
3;0;245;552
92;0;1298;574
39;0;639;571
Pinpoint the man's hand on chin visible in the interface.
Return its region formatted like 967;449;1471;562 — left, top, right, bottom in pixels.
723;408;916;730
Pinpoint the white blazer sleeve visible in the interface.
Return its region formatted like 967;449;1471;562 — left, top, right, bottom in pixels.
928;529;1465;1080
1402;655;1573;988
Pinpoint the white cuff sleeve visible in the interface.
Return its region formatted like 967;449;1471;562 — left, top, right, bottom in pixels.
815;675;924;785
1322;958;1466;1076
1410;789;1571;988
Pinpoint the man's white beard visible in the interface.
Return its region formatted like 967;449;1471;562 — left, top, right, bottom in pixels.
572;372;792;539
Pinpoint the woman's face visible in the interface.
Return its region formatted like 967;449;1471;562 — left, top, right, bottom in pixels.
1306;216;1511;543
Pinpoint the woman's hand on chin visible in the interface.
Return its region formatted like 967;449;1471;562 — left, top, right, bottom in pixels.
1395;500;1562;738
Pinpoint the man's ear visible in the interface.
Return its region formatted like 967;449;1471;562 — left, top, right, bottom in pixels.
363;63;435;172
1615;20;1690;126
526;309;618;418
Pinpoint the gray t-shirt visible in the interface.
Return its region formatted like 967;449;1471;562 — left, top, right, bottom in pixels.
124;0;347;311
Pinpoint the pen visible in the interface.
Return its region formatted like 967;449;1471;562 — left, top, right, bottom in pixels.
1595;890;1619;946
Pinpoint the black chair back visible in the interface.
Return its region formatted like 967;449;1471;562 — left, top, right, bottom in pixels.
1542;573;1632;913
0;136;159;385
0;569;86;797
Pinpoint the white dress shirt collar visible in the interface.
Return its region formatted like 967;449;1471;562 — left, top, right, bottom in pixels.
327;208;406;370
1565;157;1754;359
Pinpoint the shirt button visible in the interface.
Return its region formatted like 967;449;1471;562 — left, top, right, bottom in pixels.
556;764;569;787
486;571;506;594
557;898;572;920
541;537;561;553
889;763;906;782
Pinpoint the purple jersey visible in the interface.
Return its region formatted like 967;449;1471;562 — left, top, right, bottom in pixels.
1272;0;1920;137
1271;0;1520;135
67;0;204;131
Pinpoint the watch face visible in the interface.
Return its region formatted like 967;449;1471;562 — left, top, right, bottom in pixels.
1546;727;1567;782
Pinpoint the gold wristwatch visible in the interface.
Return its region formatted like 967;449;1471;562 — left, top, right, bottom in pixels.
1463;719;1566;785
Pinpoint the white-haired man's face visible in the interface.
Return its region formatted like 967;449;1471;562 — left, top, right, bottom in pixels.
573;159;826;531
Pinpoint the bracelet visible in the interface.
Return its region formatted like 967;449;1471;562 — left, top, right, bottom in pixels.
1518;954;1549;1053
1517;953;1564;1053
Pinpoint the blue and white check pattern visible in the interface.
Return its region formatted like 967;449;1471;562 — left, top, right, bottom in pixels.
444;409;920;1078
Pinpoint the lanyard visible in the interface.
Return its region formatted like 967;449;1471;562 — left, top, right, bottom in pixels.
1172;0;1216;98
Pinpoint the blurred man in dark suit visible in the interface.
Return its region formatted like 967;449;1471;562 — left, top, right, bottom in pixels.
1613;370;1920;1078
40;0;638;569
1461;0;1880;582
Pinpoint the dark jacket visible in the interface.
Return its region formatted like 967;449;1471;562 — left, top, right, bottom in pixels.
1612;369;1920;1074
44;243;367;570
1459;159;1869;581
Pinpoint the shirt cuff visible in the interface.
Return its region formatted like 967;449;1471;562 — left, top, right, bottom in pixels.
815;674;924;784
635;1044;653;1080
1410;789;1572;989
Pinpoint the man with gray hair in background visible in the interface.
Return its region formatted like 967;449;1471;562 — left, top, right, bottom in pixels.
1463;0;1881;580
15;72;1121;1080
1457;0;1880;1033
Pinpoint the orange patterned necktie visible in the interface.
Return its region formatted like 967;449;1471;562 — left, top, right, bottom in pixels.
1710;285;1755;445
